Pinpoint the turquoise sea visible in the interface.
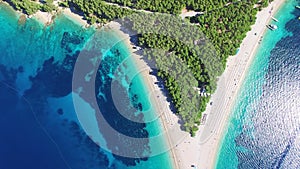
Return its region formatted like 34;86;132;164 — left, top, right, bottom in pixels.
0;3;172;169
216;0;300;168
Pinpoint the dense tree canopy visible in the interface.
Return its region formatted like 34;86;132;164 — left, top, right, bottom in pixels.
123;12;223;135
101;0;272;14
6;0;58;15
69;0;133;24
9;0;42;15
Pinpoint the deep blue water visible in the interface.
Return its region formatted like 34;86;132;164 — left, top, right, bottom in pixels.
0;4;172;169
217;0;300;168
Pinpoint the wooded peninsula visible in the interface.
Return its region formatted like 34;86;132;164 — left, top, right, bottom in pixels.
4;0;273;136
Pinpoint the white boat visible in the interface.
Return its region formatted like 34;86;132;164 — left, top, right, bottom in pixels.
271;16;279;22
267;24;278;30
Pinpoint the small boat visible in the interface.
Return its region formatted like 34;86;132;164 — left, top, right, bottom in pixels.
298;16;300;20
267;24;278;30
271;16;279;22
296;6;300;9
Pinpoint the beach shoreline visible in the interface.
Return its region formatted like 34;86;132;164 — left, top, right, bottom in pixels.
194;0;286;169
214;0;286;166
32;8;89;27
106;21;181;169
1;1;89;27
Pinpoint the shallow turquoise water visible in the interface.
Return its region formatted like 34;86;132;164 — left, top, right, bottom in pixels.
216;0;300;168
0;3;172;169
